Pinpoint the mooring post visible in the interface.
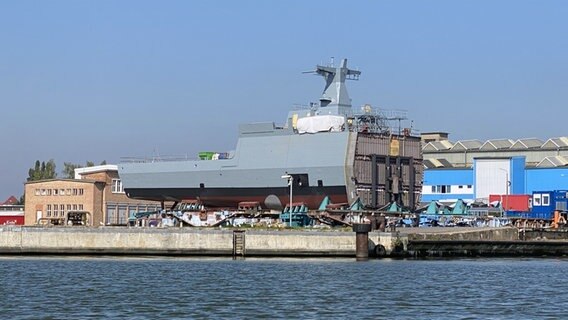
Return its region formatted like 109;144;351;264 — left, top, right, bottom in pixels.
353;223;371;261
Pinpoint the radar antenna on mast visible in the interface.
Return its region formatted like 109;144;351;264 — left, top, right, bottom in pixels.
303;58;360;115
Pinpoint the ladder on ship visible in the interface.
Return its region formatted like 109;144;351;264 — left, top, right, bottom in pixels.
232;230;246;259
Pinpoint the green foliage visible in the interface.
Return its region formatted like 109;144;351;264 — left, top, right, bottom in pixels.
62;160;108;178
27;159;57;181
62;162;80;179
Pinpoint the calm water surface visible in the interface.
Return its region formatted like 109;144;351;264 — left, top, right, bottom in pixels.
1;256;566;319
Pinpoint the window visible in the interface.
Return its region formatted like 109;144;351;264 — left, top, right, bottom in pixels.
432;185;452;194
111;179;123;193
46;204;52;217
542;194;550;206
60;189;65;195
458;185;463;189
79;204;84;210
107;206;117;225
78;189;84;196
60;204;65;217
73;204;78;210
53;189;59;196
46;189;52;196
35;189;40;196
41;189;46;196
67;189;72;196
67;204;72;212
53;204;58;217
118;206;127;225
533;194;541;206
73;189;78;196
467;185;472;189
129;206;138;220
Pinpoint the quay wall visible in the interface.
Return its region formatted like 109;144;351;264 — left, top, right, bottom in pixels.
0;227;360;256
0;226;523;257
409;240;568;257
405;227;519;241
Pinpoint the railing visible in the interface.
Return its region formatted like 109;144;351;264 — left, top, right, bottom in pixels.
121;153;235;163
120;155;196;163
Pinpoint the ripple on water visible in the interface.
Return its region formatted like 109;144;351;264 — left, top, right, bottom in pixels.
0;256;567;319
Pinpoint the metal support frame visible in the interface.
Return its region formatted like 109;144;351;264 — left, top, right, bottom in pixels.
371;154;378;208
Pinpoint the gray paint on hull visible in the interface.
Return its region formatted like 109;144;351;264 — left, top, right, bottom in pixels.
119;130;351;191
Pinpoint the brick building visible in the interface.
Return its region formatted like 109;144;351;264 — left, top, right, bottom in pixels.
24;165;161;226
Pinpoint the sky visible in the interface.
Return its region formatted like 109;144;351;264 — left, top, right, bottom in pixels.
1;1;567;198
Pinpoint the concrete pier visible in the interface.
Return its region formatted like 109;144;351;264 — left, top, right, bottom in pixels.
1;226;565;258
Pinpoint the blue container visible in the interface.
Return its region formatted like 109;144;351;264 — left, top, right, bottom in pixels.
530;190;568;220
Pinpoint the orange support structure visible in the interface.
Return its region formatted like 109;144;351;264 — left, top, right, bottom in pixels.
552;210;560;229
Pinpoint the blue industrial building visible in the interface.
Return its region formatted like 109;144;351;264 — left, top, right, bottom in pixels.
421;135;568;204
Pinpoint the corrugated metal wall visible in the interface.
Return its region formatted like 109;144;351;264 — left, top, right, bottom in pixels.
474;158;509;201
356;134;422;159
352;133;423;210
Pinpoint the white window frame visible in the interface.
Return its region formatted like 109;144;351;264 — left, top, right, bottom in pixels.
111;179;124;193
533;194;542;206
542;194;550;206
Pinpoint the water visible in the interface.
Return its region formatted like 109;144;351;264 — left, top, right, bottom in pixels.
1;256;566;319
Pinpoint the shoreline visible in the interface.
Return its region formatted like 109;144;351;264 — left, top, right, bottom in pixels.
1;226;566;258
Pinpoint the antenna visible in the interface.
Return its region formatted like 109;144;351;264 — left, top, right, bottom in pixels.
381;109;408;135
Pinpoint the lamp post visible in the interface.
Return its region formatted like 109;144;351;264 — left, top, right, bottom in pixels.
281;174;293;227
498;168;510;217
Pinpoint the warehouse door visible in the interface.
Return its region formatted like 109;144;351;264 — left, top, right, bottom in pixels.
474;158;510;202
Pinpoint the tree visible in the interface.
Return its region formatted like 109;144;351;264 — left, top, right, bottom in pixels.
61;160;108;178
62;162;80;179
27;159;57;181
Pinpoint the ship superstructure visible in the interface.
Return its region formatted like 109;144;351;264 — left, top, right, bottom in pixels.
119;59;423;211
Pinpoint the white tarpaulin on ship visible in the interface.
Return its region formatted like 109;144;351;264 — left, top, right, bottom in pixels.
296;115;345;134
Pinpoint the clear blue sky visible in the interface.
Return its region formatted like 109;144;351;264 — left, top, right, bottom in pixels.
1;1;567;198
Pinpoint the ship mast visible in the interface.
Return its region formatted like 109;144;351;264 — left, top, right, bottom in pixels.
305;58;360;116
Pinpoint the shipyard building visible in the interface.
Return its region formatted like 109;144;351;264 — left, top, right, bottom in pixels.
24;165;161;226
421;133;568;204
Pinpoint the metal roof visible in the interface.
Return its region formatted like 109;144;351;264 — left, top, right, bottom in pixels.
542;137;568;149
423;158;453;168
451;140;482;151
536;156;568;168
510;138;544;150
479;139;515;150
422;140;453;152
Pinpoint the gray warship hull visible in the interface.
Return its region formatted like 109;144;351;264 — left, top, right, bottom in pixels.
119;59;423;211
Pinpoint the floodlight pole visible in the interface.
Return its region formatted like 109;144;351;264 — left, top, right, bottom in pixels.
289;177;293;226
281;174;293;227
498;168;510;217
